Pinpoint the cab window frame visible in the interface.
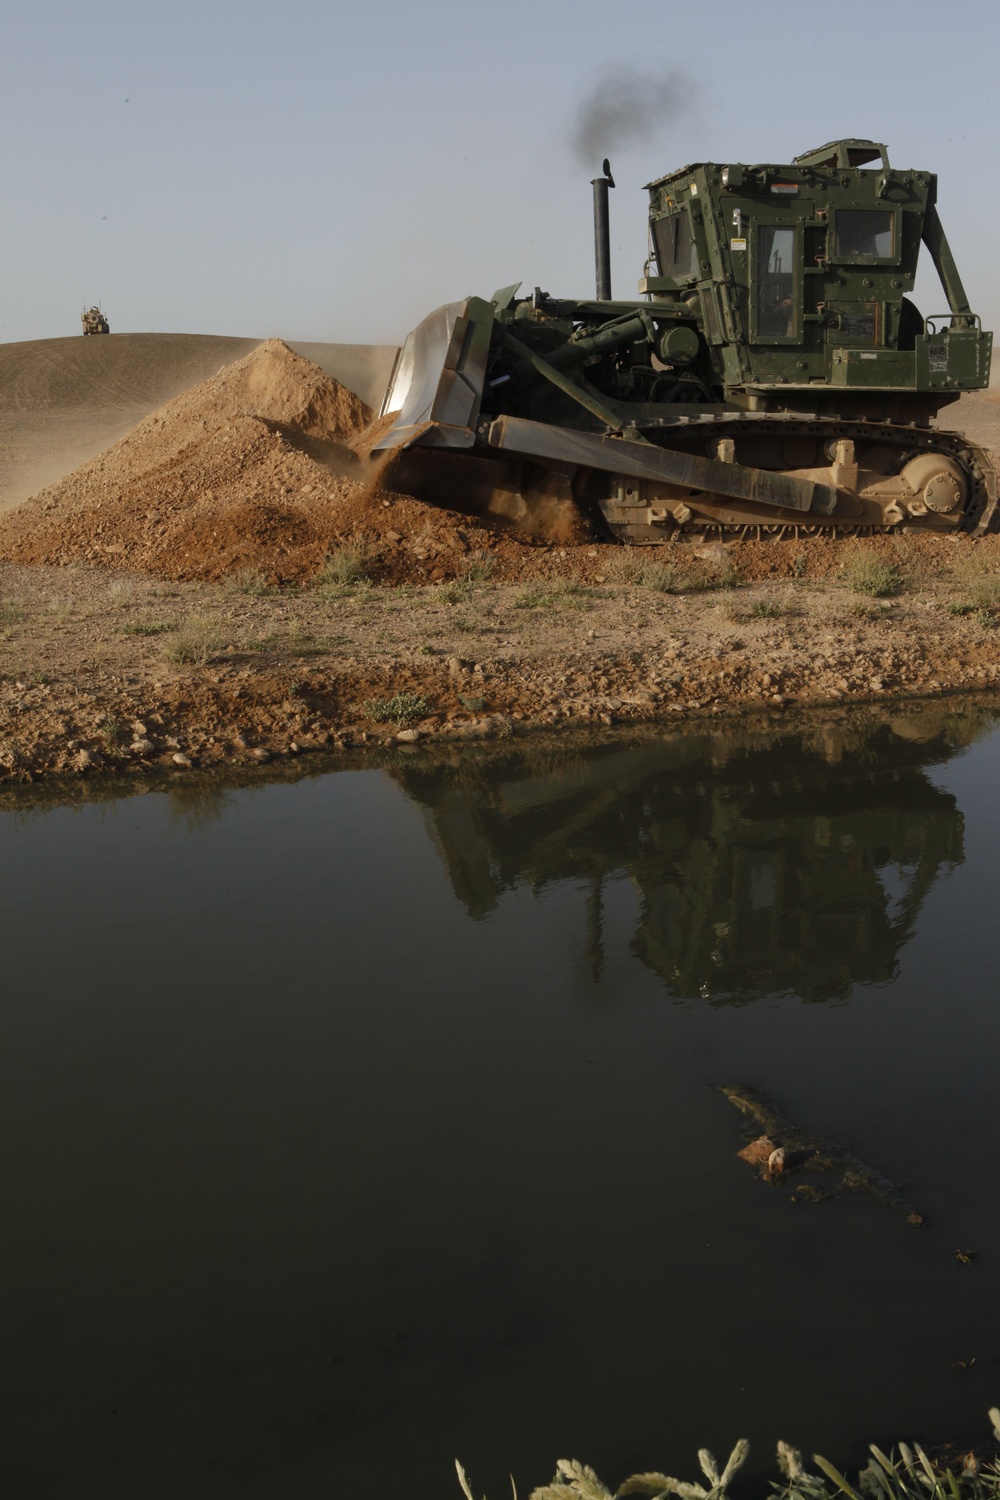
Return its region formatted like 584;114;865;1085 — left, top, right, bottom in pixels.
828;206;901;266
651;205;698;283
750;220;802;345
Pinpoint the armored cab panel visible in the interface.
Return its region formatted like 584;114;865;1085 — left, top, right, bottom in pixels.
643;142;991;412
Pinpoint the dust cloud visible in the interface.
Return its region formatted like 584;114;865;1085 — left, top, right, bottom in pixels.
569;63;696;168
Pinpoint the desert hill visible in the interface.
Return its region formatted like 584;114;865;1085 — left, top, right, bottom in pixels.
0;332;397;509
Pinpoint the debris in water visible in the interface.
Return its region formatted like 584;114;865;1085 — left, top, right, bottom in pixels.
789;1183;830;1205
719;1083;928;1225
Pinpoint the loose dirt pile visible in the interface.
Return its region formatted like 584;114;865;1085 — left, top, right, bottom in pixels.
0;338;581;586
0;332;265;511
0;341;390;581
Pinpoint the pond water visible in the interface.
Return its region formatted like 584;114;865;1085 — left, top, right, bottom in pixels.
3;708;999;1498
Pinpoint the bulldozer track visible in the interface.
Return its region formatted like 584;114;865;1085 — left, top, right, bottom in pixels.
626;412;999;542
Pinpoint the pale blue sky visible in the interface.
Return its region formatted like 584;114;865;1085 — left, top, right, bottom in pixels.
2;0;998;347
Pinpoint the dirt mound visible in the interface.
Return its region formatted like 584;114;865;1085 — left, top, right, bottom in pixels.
0;339;536;584
0;340;364;580
0;332;264;509
0;333;400;512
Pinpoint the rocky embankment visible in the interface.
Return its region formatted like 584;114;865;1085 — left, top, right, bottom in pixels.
1;557;1000;782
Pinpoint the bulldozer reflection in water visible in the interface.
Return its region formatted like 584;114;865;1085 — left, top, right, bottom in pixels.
389;711;980;1004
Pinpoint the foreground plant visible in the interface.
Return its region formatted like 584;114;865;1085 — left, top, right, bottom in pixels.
461;549;496;583
456;1411;1000;1500
729;596;794;623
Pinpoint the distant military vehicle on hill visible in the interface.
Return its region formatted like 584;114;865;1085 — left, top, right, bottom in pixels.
81;306;110;335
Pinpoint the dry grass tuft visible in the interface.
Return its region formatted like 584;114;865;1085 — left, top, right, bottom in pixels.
314;536;374;589
607;547;741;593
162;613;217;666
949;549;1000;612
605;550;693;592
848;598;892;621
460;549;496;583
462;1411;1000;1500
223;566;271;596
106;579;139;608
841;548;904;597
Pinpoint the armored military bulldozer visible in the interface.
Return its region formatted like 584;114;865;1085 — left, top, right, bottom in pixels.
374;139;996;540
81;306;110;335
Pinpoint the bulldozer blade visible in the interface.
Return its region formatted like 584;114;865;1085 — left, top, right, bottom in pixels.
375;297;495;452
486;415;837;516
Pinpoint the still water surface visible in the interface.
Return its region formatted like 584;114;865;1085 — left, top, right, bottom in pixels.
2;711;999;1497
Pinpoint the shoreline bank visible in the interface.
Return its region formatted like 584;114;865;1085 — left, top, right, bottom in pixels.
2;558;1000;784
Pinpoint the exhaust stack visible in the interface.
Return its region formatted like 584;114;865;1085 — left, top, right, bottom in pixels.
592;158;615;300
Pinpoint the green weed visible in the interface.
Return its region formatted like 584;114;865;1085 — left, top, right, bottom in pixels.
118;620;172;636
98;716;127;747
547;578;598;603
731;597;792;622
512;580;597;611
365;691;429;725
513;587;544;609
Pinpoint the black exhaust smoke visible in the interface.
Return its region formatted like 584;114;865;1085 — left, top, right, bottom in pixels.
592;157;615;300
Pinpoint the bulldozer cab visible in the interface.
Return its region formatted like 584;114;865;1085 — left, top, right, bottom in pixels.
373;134;997;541
643;139;991;404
